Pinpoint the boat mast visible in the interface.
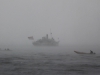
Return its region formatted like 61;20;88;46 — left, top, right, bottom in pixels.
58;38;59;42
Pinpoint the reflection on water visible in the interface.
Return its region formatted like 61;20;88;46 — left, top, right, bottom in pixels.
0;48;100;75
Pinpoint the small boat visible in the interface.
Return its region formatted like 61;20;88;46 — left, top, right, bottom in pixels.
74;51;95;54
5;48;11;51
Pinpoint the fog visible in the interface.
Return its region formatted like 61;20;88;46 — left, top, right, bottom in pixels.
0;0;100;53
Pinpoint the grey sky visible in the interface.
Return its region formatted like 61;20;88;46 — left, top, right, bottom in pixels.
0;0;100;46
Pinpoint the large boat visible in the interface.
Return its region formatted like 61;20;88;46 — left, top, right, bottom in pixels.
32;34;59;46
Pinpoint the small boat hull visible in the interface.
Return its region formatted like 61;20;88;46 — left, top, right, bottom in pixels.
74;51;95;54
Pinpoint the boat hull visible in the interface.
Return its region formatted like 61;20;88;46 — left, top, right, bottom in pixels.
32;41;59;46
74;51;95;54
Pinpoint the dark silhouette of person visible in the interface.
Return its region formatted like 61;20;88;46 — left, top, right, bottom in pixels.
90;50;93;54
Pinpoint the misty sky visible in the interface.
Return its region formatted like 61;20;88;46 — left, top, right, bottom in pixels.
0;0;100;46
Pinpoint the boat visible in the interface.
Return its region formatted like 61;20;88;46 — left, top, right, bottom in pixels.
32;34;59;46
74;51;95;54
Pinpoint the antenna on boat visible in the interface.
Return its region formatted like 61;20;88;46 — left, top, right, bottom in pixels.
50;29;52;38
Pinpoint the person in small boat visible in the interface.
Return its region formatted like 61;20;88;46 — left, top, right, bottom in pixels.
90;50;93;54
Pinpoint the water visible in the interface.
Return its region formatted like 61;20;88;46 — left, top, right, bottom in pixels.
0;46;100;75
